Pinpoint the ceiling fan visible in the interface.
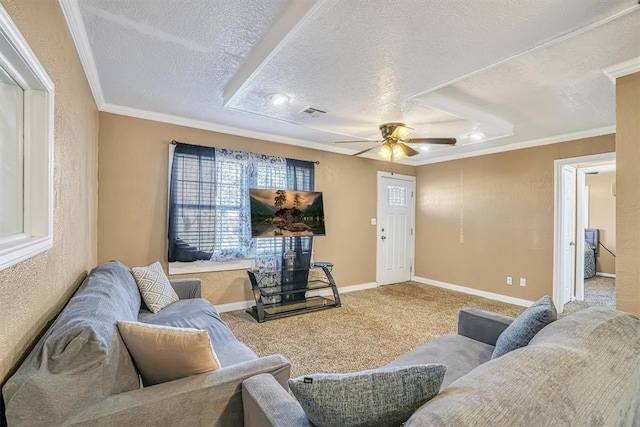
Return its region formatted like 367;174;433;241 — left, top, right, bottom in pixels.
335;122;456;161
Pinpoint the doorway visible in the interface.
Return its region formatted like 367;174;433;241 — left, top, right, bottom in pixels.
376;172;416;285
553;152;616;313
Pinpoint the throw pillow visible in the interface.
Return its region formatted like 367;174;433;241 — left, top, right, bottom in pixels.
288;364;446;427
131;261;179;313
117;321;220;386
491;295;557;359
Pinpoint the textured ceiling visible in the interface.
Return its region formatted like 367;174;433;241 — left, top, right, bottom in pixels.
62;0;640;164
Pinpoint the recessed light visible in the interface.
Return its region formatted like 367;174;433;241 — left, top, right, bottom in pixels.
419;146;430;152
266;93;290;106
468;132;485;141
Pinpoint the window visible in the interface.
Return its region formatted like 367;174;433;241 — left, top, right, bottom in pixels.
168;143;314;273
0;5;54;271
387;186;407;206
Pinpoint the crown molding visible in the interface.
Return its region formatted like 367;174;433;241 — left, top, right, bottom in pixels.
102;103;614;167
59;0;105;108
409;125;616;166
100;102;355;156
603;56;640;83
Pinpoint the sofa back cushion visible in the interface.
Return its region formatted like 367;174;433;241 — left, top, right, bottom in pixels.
3;261;142;426
405;307;640;426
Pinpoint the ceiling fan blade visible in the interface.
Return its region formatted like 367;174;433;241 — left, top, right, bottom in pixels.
334;139;379;144
399;143;420;157
351;146;379;156
404;137;457;145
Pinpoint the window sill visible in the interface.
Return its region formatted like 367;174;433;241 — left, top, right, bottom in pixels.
0;235;53;271
168;258;254;275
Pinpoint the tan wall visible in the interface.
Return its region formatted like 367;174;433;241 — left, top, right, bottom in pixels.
586;171;616;274
97;113;415;305
0;0;98;386
616;72;640;315
415;135;615;301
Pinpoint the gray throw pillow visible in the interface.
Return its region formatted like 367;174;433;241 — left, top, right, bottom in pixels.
288;364;446;427
492;295;557;359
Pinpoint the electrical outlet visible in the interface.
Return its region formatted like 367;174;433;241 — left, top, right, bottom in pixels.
506;276;513;285
520;278;526;287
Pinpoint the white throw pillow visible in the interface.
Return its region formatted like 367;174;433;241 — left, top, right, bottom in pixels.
132;261;179;313
117;321;220;386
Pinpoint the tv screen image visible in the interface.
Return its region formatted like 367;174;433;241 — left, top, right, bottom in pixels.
249;188;326;237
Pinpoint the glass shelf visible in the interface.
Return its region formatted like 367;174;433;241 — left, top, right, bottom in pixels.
259;280;333;297
246;263;341;322
261;296;335;317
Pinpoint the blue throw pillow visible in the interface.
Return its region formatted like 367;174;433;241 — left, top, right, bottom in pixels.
288;364;446;427
492;295;557;359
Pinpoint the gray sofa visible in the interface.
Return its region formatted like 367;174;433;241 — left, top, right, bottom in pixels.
3;261;291;426
242;306;640;426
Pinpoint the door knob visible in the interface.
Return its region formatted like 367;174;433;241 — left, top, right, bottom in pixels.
381;235;386;240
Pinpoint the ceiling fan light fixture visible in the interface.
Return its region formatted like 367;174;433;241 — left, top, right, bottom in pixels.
392;143;408;160
377;141;408;161
266;93;290;106
378;142;393;161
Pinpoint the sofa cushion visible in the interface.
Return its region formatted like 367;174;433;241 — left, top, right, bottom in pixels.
118;321;221;386
405;307;640;426
3;261;142;426
132;261;179;313
138;298;257;367
386;334;494;390
491;295;556;359
289;364;446;427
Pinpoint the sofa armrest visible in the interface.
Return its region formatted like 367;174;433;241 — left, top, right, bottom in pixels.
457;308;514;346
243;373;312;427
169;278;202;299
67;354;290;427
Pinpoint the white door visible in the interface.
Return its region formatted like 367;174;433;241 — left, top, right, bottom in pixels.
377;173;415;285
561;166;577;305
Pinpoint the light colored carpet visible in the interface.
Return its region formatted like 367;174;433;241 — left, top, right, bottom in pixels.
221;282;523;378
563;276;615;314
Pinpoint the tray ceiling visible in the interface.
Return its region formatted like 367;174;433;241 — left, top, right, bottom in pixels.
61;0;640;164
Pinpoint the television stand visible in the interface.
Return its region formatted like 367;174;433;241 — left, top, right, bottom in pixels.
246;262;341;323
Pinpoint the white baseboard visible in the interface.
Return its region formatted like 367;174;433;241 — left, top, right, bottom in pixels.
412;276;533;307
595;272;616;278
307;281;377;298
215;282;379;313
215;299;255;313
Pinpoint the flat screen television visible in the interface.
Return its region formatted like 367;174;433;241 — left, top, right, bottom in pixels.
249;188;325;237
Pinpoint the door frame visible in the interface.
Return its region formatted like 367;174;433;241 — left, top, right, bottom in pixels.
376;171;416;286
553;152;615;313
